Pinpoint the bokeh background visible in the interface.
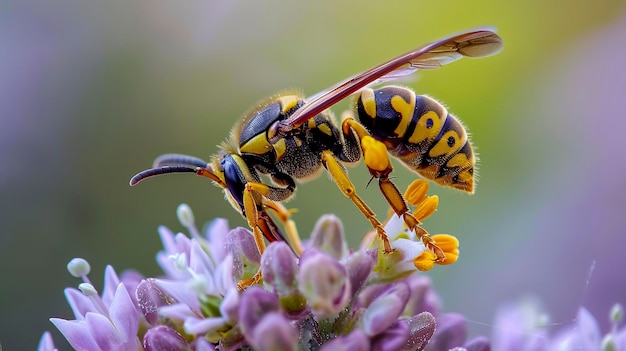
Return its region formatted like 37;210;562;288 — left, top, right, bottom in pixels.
3;0;626;349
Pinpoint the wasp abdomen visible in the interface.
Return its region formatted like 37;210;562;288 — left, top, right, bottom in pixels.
355;85;476;193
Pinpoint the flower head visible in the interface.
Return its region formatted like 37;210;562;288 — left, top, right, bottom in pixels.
43;194;473;350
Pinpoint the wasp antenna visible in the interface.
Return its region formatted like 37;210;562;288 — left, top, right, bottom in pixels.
129;166;196;186
153;153;208;168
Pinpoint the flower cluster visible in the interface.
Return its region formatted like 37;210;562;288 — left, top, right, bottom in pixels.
38;180;481;350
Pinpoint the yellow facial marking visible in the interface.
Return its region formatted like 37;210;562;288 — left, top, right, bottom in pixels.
240;133;271;156
274;138;287;161
277;95;299;114
318;123;333;137
360;89;377;118
308;119;317;129
390;93;415;137
408;110;443;144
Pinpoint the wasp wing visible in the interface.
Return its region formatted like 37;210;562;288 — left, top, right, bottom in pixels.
279;28;503;131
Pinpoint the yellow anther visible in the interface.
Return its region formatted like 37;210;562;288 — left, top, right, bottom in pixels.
414;251;436;271
404;179;429;207
413;195;439;221
432;234;460;265
362;136;389;172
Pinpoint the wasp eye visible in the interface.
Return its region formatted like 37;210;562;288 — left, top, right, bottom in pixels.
447;136;455;147
452;174;459;183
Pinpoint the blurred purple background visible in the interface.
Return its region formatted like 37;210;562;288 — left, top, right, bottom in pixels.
2;1;626;349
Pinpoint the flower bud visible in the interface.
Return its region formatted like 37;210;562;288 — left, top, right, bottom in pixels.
363;282;410;336
309;214;348;259
261;241;298;294
371;320;409;351
298;249;351;318
343;250;375;297
225;227;261;280
136;278;174;325
250;312;298;351
143;325;191;351
238;286;280;338
426;313;467;350
401;312;436;351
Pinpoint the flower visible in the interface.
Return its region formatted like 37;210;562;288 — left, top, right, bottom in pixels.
42;197;474;350
491;299;626;351
48;262;144;351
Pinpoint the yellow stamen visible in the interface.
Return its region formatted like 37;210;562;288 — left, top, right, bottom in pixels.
432;234;460;265
404;179;429;207
413;195;438;221
414;251;436;271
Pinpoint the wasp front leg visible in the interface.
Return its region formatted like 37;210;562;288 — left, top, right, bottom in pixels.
244;179;304;257
341;113;445;262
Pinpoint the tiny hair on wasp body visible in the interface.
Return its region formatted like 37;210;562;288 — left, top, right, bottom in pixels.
130;28;503;288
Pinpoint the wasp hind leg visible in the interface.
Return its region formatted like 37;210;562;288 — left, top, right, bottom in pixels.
321;150;392;253
341;113;445;262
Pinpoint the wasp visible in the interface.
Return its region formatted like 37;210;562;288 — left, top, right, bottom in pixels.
131;28;503;274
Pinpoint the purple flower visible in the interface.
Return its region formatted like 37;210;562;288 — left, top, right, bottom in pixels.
143;325;191;351
298;248;351;318
44;198;474;350
491;300;626;351
37;332;58;351
50;283;142;351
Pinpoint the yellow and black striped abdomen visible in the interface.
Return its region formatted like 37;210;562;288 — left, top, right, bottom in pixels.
355;86;476;193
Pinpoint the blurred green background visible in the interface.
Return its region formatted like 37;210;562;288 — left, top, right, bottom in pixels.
3;0;626;349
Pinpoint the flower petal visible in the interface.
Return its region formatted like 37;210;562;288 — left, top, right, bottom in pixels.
37;331;58;351
50;318;100;351
319;330;371;351
238;286;280;338
86;312;122;351
109;284;140;343
101;265;122;306
64;288;95;320
426;313;467;350
371;320;409;351
363;282;410;336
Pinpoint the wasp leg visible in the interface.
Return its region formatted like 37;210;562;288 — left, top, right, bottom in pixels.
233;183;270;290
263;200;303;257
320;150;392;253
341;115;445;262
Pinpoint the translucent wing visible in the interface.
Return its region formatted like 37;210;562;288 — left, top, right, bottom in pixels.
278;28;503;132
